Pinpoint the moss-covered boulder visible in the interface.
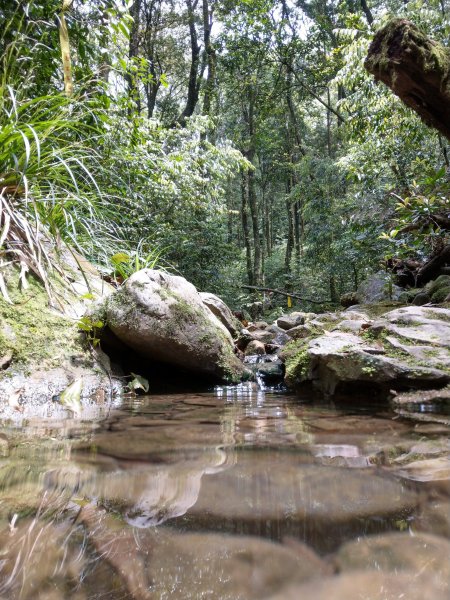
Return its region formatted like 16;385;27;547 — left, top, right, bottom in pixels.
0;256;120;414
283;306;450;396
104;269;249;383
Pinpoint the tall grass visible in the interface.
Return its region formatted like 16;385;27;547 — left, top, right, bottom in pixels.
0;3;123;301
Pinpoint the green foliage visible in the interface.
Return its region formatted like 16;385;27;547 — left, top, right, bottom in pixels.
1;0;449;310
108;243;165;283
126;372;150;394
380;165;450;259
77;314;104;347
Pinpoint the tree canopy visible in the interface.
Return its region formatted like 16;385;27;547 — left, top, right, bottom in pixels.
1;0;449;310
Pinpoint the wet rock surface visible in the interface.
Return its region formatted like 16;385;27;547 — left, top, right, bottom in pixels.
334;532;450;587
179;452;418;549
81;505;328;600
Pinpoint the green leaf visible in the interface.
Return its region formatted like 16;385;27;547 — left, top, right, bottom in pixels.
111;252;130;265
128;372;149;393
159;73;169;88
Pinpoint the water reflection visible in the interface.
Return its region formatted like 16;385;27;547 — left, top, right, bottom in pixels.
0;390;449;599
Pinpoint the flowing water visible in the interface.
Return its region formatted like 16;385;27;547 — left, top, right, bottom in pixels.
0;386;449;599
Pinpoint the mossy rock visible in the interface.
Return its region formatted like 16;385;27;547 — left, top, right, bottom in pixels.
426;275;450;296
105;269;249;383
412;292;431;306
0;269;85;370
431;286;450;304
0;261;120;411
398;288;422;304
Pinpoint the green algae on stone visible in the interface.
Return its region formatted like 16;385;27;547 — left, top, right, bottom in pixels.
0;271;87;371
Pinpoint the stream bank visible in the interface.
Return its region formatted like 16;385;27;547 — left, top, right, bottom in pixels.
2;267;450;417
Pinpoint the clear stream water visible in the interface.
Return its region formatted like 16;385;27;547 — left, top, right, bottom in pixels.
0;386;449;599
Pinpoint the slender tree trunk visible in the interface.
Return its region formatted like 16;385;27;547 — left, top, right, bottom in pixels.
243;91;262;285
293;200;301;261
241;171;253;285
284;179;294;277
179;0;201;123
438;135;450;168
360;0;374;25
202;0;216;117
326;86;332;157
248;164;262;285
127;0;141;114
263;184;272;256
99;8;111;83
353;265;359;290
330;274;339;304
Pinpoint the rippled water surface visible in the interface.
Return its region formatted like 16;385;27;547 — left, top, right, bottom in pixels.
0;387;449;599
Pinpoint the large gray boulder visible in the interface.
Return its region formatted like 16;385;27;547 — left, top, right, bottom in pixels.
284;306;450;395
357;271;402;303
105;270;247;382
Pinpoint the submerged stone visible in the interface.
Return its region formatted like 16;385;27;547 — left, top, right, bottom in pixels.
180;451;418;550
413;500;450;538
267;571;448;600
81;505;327;600
391;456;450;494
334;532;450;588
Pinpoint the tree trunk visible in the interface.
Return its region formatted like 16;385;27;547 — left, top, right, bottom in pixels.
179;0;201;123
127;0;142;114
360;0;374;25
241;171;253;285
202;0;216;117
284;192;294;277
365;19;450;141
329;274;339;304
243;91;262;286
248;164;262;285
416;245;450;287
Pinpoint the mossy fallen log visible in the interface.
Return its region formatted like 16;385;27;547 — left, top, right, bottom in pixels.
365;19;450;140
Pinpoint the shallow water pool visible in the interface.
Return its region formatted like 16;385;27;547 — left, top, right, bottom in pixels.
0;387;449;599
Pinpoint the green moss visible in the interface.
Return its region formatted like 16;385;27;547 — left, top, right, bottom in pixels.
366;18;450;91
431;286;450;304
283;337;313;385
0;271;86;371
426;275;450;295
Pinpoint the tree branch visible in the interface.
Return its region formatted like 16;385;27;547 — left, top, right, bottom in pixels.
242;285;332;304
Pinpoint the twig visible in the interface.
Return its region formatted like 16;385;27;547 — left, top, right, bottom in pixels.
242;285;333;304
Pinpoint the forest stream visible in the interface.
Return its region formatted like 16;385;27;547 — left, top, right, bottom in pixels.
0;385;449;599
